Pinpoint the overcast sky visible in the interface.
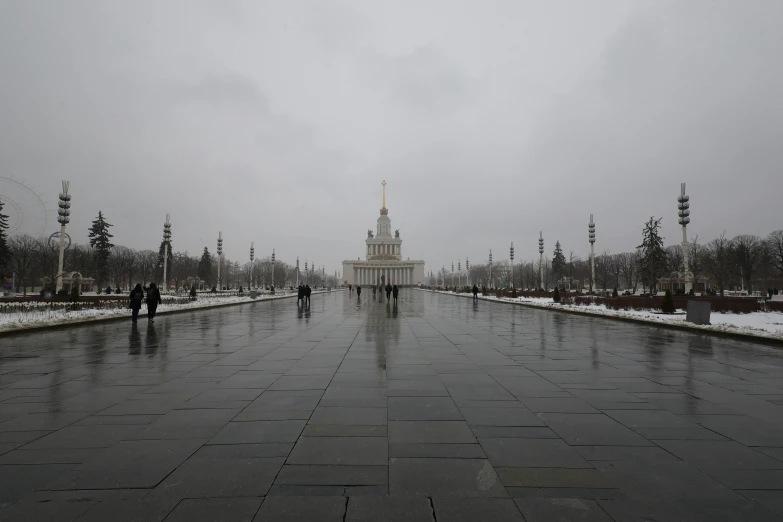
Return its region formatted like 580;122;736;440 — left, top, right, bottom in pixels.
2;0;781;276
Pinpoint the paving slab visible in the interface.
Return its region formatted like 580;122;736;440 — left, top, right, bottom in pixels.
2;290;783;520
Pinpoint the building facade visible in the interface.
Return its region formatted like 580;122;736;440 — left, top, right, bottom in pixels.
342;182;425;287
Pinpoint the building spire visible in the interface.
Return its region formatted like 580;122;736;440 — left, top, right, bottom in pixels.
380;180;388;216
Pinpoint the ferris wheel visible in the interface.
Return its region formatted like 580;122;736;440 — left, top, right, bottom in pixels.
0;176;49;237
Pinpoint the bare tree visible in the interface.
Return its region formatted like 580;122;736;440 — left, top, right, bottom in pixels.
9;235;38;295
688;234;705;277
665;244;683;273
732;234;763;293
705;232;732;296
36;237;60;291
768;230;783;277
137;250;158;285
597;249;612;291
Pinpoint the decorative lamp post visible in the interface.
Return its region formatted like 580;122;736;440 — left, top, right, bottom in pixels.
489;249;493;289
588;214;596;293
296;257;300;287
678;183;692;293
538;232;544;290
55;181;71;293
510;242;515;290
271;249;276;289
305;260;308;284
162;214;172;293
451;262;455;288
466;258;470;286
250;242;255;289
216;232;223;290
457;260;461;288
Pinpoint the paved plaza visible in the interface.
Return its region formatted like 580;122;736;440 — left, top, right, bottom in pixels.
2;290;783;520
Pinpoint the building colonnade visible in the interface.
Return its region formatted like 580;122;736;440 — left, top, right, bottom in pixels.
353;265;414;286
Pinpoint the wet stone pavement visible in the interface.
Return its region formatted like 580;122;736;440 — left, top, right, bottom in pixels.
1;290;783;520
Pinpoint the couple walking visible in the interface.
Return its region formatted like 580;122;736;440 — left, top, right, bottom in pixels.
384;283;399;304
129;283;162;324
298;284;312;306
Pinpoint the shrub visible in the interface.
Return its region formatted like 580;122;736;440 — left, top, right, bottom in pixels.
661;290;675;314
553;287;561;303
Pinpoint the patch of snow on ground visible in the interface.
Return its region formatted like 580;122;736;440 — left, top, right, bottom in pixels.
0;292;308;333
428;291;783;340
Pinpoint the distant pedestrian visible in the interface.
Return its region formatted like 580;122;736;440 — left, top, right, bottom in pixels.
297;284;304;305
392;284;399;304
146;283;162;322
357;285;361;298
129;283;144;324
305;284;311;306
385;283;392;301
472;284;479;301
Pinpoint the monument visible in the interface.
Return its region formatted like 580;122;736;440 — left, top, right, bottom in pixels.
342;181;425;287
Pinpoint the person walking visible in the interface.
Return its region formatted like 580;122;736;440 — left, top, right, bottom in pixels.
385;283;392;301
129;283;144;324
305;284;311;306
297;284;304;305
357;285;362;298
392;284;399;305
146;283;162;322
472;284;479;302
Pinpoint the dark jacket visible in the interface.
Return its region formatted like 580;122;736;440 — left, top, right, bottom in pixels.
472;285;479;295
147;288;162;308
298;286;304;299
385;284;392;295
305;285;312;296
392;285;399;297
129;288;144;310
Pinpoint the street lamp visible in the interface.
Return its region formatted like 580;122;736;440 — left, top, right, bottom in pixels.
162;214;171;293
510;242;515;290
452;262;455;288
305;260;308;284
466;258;470;287
217;232;223;291
588;215;596;293
271;249;276;289
296;257;300;287
678;183;692;293
489;249;493;289
55;181;71;293
538;232;544;291
250;242;255;289
458;260;461;288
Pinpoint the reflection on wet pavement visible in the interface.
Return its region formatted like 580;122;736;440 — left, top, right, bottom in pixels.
1;290;783;520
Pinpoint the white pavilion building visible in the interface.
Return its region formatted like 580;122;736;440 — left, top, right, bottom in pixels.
342;182;425;287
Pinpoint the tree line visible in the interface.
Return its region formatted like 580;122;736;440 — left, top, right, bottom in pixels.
0;206;331;295
435;224;783;296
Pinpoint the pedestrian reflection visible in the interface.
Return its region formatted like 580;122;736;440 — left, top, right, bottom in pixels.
129;324;141;355
392;302;398;318
145;323;158;357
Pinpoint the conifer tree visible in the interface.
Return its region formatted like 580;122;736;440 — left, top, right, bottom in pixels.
552;241;566;288
638;217;666;294
198;247;212;283
88;211;114;289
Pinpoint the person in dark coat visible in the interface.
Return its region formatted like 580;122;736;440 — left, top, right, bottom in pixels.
146;283;162;322
356;285;361;298
129;283;144;324
472;284;479;302
385;283;392;301
392;284;399;304
297;284;304;305
305;284;311;306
